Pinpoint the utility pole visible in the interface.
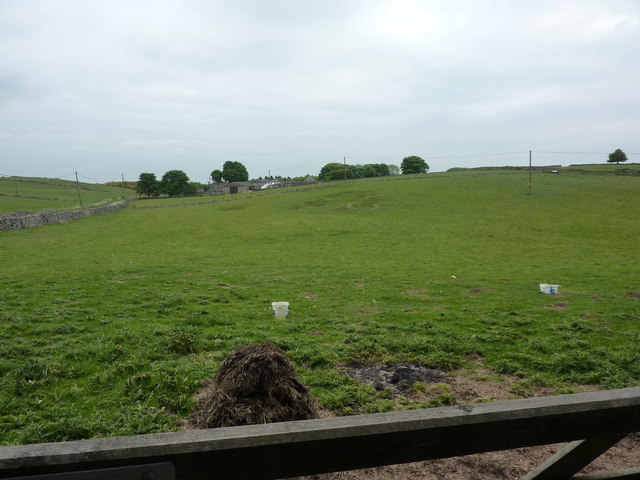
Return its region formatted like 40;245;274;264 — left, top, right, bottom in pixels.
344;156;347;181
75;171;83;208
528;150;532;195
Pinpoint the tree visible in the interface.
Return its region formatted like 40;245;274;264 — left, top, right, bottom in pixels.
608;148;628;164
160;170;190;196
185;182;200;195
388;164;400;176
319;162;354;181
211;169;223;183
221;161;249;182
136;173;160;197
362;165;377;178
401;156;429;174
371;163;390;177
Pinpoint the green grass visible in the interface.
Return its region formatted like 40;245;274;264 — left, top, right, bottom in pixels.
133;184;316;208
0;177;136;213
1;171;639;445
562;163;640;172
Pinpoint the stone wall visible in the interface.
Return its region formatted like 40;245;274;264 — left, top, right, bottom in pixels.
0;199;135;232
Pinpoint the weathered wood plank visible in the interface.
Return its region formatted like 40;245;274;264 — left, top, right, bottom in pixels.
3;463;175;480
522;434;627;480
1;388;639;480
574;467;640;480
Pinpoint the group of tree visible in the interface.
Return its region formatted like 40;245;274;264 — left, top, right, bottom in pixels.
318;156;428;181
318;163;397;181
211;161;249;183
136;170;201;197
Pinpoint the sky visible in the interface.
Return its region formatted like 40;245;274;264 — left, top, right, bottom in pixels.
1;1;639;183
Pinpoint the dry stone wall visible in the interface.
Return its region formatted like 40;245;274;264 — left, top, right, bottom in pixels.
0;199;135;232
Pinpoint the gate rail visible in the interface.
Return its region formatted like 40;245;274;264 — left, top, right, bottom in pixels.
1;387;639;480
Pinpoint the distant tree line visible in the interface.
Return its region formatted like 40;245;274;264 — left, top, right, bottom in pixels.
136;155;433;196
319;163;395;181
318;156;428;180
136;161;252;197
136;171;202;197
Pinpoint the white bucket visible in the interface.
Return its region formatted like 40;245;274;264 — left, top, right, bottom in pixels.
539;284;560;295
272;301;289;318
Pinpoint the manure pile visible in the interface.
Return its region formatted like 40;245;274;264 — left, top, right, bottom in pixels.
192;342;319;428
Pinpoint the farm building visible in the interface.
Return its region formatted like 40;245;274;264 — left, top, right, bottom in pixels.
209;182;259;195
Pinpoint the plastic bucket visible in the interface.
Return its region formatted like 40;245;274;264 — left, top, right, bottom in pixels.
272;301;289;318
539;284;560;295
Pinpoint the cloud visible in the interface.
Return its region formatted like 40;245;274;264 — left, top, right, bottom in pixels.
0;0;639;181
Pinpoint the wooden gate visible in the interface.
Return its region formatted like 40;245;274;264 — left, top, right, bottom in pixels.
1;387;639;480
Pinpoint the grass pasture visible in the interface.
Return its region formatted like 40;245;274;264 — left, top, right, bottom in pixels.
0;177;136;213
1;170;639;445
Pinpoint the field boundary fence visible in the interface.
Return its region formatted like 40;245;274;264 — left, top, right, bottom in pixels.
0;199;136;232
1;387;639;480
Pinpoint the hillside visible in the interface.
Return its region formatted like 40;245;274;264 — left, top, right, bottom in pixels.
0;176;136;214
0;169;639;446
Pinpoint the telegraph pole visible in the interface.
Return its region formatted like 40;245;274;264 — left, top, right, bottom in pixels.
344;156;347;181
528;150;532;195
75;171;83;208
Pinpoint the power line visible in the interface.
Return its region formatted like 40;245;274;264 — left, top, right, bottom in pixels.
533;150;640;155
427;151;528;160
348;151;529;161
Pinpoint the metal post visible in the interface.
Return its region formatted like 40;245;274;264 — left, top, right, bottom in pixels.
529;150;532;195
75;171;83;208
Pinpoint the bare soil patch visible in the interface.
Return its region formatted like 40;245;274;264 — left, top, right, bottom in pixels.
468;288;488;294
309;362;639;480
545;301;569;310
344;363;447;394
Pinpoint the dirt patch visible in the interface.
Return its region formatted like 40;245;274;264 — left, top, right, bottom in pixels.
468;288;488;294
311;362;639;480
344;363;448;393
626;291;640;297
545;301;569;310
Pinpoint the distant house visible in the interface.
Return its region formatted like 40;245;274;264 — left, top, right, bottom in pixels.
209;182;255;195
302;175;317;184
261;181;282;190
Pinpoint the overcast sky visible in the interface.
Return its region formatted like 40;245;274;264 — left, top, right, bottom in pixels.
1;1;639;183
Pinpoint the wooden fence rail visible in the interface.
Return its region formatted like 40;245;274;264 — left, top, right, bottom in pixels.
1;388;639;480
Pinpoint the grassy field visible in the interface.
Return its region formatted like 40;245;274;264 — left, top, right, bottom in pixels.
0;177;136;214
562;163;640;172
1;170;639;445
